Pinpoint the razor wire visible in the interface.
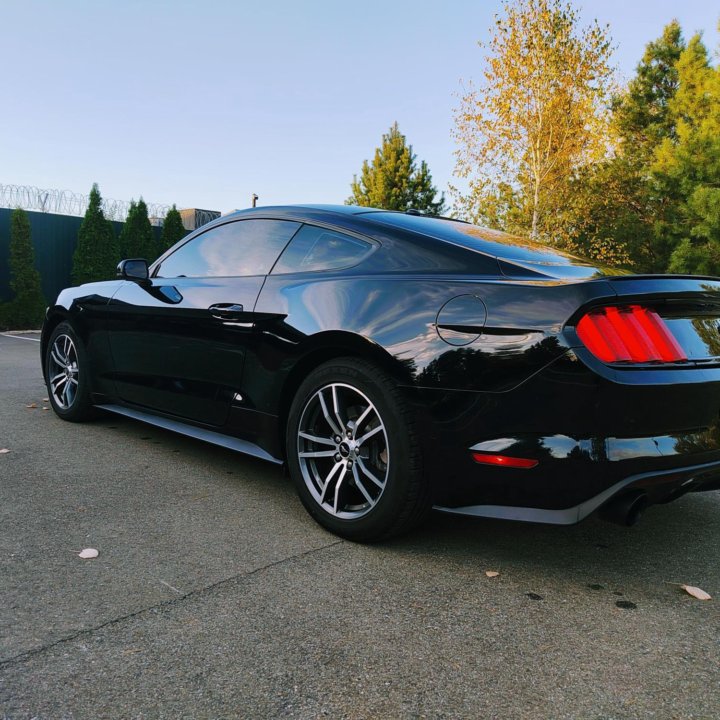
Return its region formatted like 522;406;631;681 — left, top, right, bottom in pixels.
0;183;173;222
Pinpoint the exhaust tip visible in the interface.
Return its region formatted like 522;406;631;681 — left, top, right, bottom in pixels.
600;491;648;527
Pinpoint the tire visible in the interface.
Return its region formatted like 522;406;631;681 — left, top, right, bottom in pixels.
286;358;431;542
45;322;96;422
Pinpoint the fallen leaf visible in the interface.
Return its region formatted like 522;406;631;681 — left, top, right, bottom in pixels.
682;585;711;601
0;448;10;454
43;397;49;401
42;407;49;411
25;403;37;409
485;570;500;578
78;548;99;559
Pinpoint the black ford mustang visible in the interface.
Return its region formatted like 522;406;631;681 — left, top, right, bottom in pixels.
42;205;720;540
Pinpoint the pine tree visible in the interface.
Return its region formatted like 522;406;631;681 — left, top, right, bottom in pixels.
72;184;118;285
5;209;46;329
347;123;445;214
119;199;157;261
160;205;187;253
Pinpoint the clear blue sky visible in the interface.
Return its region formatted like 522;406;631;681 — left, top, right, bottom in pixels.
1;0;718;215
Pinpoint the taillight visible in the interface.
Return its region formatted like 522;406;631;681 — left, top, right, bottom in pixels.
576;305;687;363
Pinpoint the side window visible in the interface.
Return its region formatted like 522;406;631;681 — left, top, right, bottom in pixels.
156;219;300;278
272;224;374;274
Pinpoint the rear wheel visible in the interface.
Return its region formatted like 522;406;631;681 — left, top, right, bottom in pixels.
286;358;431;541
45;322;95;422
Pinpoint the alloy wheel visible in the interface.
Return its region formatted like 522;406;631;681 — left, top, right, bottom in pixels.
297;382;389;519
48;334;79;410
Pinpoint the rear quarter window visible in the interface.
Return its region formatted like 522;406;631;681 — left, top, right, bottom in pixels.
272;224;374;274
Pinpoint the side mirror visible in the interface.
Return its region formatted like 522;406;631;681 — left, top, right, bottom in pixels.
117;259;149;281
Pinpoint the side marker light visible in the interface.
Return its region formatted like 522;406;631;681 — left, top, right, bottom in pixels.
471;452;538;469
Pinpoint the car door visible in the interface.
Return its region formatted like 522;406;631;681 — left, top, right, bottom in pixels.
105;218;300;426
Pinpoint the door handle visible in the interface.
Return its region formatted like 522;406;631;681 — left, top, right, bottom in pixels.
209;303;245;320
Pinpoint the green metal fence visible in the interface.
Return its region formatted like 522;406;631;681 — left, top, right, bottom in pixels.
0;209;160;304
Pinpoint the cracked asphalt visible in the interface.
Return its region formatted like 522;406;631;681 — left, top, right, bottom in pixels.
1;332;719;719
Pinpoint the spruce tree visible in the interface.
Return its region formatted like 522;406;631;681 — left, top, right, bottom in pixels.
6;209;46;329
72;184;118;285
584;26;720;276
561;22;686;270
612;21;686;270
656;35;720;274
347;122;445;214
614;21;685;154
119;199;157;261
160;205;187;253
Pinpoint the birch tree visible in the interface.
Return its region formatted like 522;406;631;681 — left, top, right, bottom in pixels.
452;0;614;239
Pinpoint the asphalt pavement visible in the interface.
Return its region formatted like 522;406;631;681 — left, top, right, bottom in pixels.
1;332;718;719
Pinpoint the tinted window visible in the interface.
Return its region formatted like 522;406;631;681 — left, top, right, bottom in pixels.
272;224;373;274
363;211;593;267
157;219;300;278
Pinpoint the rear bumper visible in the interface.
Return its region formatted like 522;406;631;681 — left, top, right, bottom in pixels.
408;351;720;517
435;458;720;524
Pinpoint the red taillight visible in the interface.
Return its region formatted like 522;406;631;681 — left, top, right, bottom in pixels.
576;305;687;364
471;452;538;469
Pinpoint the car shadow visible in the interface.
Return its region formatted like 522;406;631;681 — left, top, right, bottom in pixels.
94;412;720;590
381;493;720;592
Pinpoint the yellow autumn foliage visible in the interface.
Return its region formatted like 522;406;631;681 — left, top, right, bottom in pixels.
453;0;615;240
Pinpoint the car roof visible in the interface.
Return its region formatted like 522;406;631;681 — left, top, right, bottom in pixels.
205;204;619;279
221;204;380;220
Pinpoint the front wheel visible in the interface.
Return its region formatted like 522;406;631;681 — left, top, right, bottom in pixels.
45;322;95;422
286;358;431;542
